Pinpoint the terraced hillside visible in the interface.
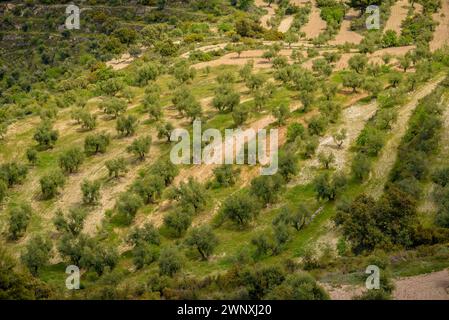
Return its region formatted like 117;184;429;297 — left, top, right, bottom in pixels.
1;0;449;300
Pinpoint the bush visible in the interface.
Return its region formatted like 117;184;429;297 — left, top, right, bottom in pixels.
26;148;38;165
33;121;58;148
40;170;65;199
163;208;193;238
84;132;110;155
116;115;138;136
250;174;284;207
266;272;330;300
212;165;240;187
105;157;127;178
169;178;207;214
8;202;32;240
0;163;28;187
158;247;183;277
100;97;127;119
127;223;160;246
133;244;159;270
127;136;152;160
59;147;85;173
185;226;218;260
53;207;87;237
116;192;143;224
81;179;101;205
132;175;165;204
0;180;6;203
221;193;259;227
21;235;52;276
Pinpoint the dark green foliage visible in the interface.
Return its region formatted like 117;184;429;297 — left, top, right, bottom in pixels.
127;223;161;247
158;247;183;277
133;243;159;269
127;135;152;160
59;147;85;173
8;202;32;240
81;179;101;205
169;178;207;213
21;235;52;276
105;157;127;178
132;175;165;204
250;174;284;207
0;180;6;203
221;193;259;227
164;208;193;238
335;187;417;253
53;207;87;237
40;170;65;199
116;192;143;224
0;163;28;187
287;123;305;143
26;148;38;165
33;121;58;148
241;265;285;299
185;226;218;260
212;165;240;187
313;171;347;201
0;247;52;299
266;273;330;300
84;132;111;155
116;115;138;136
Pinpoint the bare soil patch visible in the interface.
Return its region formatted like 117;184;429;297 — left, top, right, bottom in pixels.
393;269;449;300
329;9;363;46
301;0;327;39
255;0;277;29
383;0;409;34
430;0;449;51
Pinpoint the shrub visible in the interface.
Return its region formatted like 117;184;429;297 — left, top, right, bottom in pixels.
21;235;52;276
116;115;138;136
59;147;85;173
40;170;66;199
221;193;259;227
53;207;87;236
132;175;165;204
81;179;101;205
8;202;32;240
158;247;183;277
116;192;143;224
185;226;218;260
105;157;127;178
0;163;28;187
84;132;111;155
164;208;193;238
33;121;59;149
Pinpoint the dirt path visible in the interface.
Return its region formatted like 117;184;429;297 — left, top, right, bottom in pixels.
393;269;449;300
329;9;363;45
291;100;378;185
192;49;297;70
278;15;295;33
430;0;449;51
384;0;409;34
181;43;228;59
255;0;277;29
323;269;449;300
366;76;445;198
334;46;415;71
301;0;326;39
